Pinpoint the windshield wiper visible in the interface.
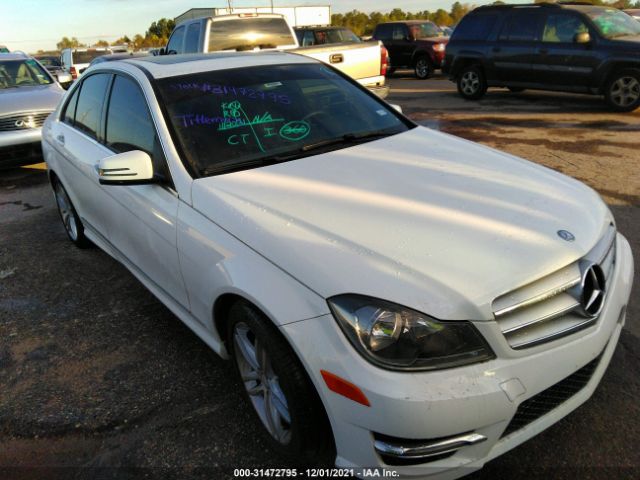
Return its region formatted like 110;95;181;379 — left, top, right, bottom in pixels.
301;131;394;153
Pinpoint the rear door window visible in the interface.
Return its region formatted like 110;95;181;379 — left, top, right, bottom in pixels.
499;10;543;42
392;24;408;40
374;24;393;40
184;23;201;53
74;73;111;140
167;26;185;54
452;13;500;41
62;86;80;125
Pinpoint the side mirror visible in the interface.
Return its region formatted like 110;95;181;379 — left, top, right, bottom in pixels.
157;47;166;56
389;104;403;113
575;32;591;44
98;150;154;185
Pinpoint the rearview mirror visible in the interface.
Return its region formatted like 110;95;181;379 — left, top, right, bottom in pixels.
98;150;154;185
574;32;591;44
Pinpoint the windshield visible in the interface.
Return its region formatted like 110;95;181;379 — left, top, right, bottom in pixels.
0;59;53;89
410;22;442;39
157;63;410;177
74;50;110;63
586;8;640;38
208;18;296;51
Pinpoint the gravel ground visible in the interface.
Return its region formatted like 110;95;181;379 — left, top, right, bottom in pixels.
0;74;638;480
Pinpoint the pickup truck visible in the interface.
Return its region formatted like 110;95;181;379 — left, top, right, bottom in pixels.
372;20;448;79
163;13;389;99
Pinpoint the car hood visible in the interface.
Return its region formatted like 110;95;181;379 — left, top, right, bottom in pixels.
191;127;612;320
0;84;64;116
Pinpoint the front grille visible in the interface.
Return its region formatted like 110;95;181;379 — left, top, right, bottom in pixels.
0;111;51;132
501;352;602;437
492;224;616;349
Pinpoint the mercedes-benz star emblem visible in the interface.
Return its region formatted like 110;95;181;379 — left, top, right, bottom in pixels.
580;264;606;317
557;230;575;242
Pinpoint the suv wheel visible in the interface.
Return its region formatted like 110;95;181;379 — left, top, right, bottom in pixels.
605;69;640;112
227;301;334;464
414;57;432;80
457;66;487;100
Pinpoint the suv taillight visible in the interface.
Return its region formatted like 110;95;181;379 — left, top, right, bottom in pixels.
380;45;389;76
69;66;77;80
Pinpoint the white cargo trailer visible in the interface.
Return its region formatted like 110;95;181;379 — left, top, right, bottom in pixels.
175;5;331;27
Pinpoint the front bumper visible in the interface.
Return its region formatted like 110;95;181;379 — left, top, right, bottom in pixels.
282;233;634;478
0;129;44;168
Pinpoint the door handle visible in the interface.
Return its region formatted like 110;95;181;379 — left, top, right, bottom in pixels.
56;134;65;146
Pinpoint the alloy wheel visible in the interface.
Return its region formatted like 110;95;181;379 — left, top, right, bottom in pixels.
233;322;292;444
460;71;480;96
415;59;430;79
609;76;640;107
54;183;78;241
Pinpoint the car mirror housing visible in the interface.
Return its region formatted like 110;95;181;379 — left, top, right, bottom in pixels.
98;150;155;185
575;32;591;44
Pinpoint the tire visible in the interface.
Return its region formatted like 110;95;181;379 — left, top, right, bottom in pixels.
414;57;432;80
227;301;334;465
52;178;91;248
457;65;487;100
508;87;525;93
604;69;640;112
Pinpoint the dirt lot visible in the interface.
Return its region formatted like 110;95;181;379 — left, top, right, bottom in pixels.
0;74;638;480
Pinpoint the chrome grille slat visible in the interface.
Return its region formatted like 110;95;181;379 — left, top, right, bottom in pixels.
492;225;616;349
0;112;51;132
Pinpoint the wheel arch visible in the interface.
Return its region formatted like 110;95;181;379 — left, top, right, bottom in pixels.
450;55;485;79
598;62;640;93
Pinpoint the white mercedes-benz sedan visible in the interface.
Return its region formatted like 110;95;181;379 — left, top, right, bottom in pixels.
42;52;634;478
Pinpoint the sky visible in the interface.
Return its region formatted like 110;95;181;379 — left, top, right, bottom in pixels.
1;0;529;53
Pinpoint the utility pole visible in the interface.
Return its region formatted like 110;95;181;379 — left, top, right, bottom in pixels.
270;0;274;13
228;1;233;12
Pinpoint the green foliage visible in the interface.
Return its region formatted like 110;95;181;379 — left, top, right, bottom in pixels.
56;36;86;50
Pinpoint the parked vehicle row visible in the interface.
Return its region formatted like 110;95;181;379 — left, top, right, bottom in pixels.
61;47;113;79
41;51;634;479
443;3;640;111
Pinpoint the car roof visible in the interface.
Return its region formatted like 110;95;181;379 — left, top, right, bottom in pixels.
378;20;434;25
118;51;316;79
476;2;613;13
0;52;30;61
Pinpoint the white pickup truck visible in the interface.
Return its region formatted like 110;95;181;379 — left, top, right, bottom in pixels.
163;13;390;98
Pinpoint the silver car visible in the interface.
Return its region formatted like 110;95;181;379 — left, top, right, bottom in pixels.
0;53;65;168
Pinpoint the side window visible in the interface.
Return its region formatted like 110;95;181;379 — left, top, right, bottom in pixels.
62;86;80;125
184;23;201;53
542;13;589;43
375;24;393;41
500;11;542;42
392;25;408;40
166;26;185;54
105;75;169;180
302;31;315;46
74;73;111;139
452;13;499;41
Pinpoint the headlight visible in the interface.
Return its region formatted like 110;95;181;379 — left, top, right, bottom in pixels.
432;43;446;52
328;294;494;371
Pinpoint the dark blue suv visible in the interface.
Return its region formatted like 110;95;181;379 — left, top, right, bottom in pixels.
442;3;640;111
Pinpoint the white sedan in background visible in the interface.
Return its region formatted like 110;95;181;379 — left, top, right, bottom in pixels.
42;52;634;478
